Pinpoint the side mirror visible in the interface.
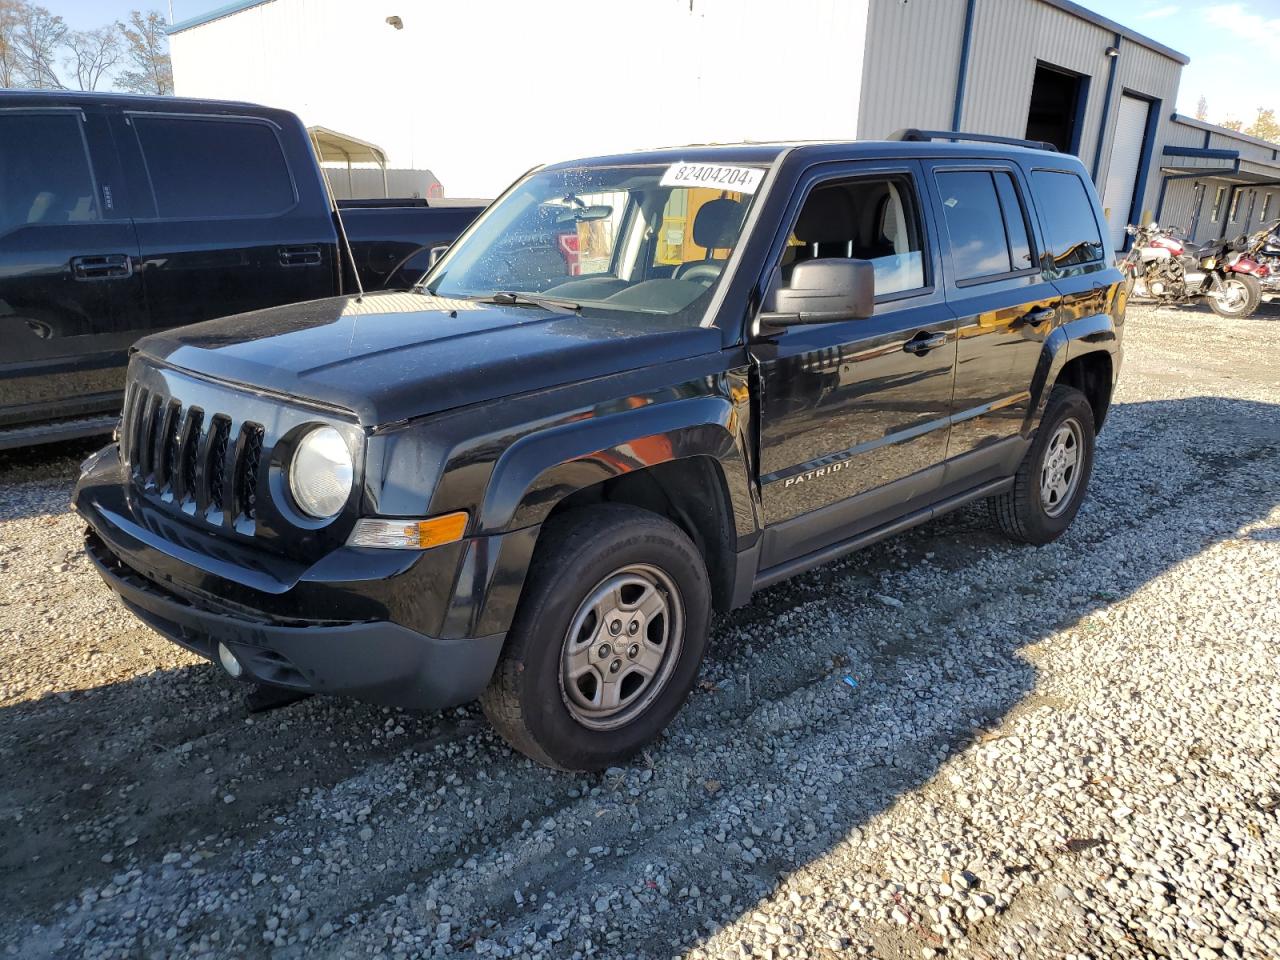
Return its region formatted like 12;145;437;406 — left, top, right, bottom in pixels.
428;243;450;267
759;258;875;327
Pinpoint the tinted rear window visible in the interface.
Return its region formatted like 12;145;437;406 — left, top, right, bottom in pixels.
0;112;99;236
132;115;295;219
1031;169;1105;268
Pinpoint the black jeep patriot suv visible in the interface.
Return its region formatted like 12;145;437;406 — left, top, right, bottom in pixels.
75;131;1124;770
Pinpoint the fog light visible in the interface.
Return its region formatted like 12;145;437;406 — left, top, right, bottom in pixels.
217;642;243;678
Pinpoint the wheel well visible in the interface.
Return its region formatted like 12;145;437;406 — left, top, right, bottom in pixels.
1055;351;1113;431
544;457;738;612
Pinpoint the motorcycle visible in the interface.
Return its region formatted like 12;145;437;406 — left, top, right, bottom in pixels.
1120;222;1265;318
1240;217;1280;298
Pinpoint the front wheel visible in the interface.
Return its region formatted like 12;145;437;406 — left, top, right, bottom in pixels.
989;386;1096;545
1209;273;1261;318
481;504;711;771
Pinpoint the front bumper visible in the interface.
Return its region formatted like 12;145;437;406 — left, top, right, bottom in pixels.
76;446;506;709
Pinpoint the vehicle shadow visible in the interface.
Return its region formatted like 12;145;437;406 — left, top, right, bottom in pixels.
0;394;1277;958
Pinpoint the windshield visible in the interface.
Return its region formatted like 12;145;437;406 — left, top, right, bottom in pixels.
423;162;767;324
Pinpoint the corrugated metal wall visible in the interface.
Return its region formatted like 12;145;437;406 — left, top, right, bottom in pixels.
860;0;1182;239
856;0;966;138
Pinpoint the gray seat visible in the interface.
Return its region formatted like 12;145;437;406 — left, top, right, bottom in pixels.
674;198;745;284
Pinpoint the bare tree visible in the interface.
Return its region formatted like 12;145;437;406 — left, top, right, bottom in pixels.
10;1;66;88
64;25;120;91
116;10;172;95
1195;95;1208;122
0;0;23;88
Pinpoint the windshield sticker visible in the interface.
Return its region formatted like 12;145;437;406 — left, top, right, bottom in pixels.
661;163;765;194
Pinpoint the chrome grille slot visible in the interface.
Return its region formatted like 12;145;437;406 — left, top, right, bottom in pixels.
176;408;204;506
139;392;163;482
204;415;231;514
234;423;265;521
157;400;182;494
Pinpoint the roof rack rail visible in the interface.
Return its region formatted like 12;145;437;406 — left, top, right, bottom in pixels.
888;128;1059;153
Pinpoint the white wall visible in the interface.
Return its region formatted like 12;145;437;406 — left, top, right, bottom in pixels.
172;0;870;199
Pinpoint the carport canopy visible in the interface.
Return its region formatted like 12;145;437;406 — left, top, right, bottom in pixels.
307;125;389;196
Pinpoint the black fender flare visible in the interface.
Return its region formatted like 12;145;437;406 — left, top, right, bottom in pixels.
1027;312;1118;429
477;393;756;540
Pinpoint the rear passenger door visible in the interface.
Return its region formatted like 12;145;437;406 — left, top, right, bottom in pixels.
925;161;1060;491
0;105;146;425
115;111;338;330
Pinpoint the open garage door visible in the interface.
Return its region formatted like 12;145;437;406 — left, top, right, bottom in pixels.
1102;95;1151;250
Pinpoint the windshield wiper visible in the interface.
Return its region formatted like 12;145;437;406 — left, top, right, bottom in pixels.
477;291;582;314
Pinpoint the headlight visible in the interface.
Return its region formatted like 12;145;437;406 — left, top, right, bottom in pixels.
288;426;353;519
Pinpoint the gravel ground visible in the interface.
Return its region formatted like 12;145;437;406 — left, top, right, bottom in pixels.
1;301;1278;960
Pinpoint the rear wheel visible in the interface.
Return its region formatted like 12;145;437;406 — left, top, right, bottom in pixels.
1209;273;1261;318
989;385;1096;545
481;504;711;771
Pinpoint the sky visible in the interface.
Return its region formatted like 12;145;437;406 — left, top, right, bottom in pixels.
1085;0;1280;123
47;0;1280;126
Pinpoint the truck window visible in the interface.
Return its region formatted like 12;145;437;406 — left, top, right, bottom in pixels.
1030;169;1105;268
783;176;926;297
131;115;296;219
935;170;1034;282
0;112;99;237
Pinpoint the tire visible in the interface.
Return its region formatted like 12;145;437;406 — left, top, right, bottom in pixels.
1208;273;1261;318
989;385;1096;546
481;504;712;771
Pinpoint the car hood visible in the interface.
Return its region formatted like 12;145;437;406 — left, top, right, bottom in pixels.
135;291;722;426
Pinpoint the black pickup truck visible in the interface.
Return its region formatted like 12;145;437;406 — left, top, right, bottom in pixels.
0;91;483;447
75;132;1125;771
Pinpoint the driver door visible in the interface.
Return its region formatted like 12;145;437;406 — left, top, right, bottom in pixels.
749;162;957;570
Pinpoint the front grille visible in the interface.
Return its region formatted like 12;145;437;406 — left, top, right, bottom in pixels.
123;383;265;526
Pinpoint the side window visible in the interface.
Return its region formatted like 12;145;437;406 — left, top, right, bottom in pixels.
993;172;1033;269
934;170;1034;282
784;175;926;298
1211;186;1226;222
0;112;99;237
1030;169;1105;268
131;115;295;219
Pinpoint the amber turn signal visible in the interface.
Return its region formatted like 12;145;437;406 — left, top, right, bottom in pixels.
347;511;468;550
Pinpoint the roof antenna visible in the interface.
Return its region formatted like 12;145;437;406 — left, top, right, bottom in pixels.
311;131;365;302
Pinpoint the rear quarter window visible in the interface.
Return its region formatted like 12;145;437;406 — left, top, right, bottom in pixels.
131;115;296;219
1030;169;1106;269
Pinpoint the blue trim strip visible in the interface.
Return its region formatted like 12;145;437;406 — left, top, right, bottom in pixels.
951;0;978;132
1091;35;1121;180
168;0;274;35
1162;145;1239;160
1069;72;1091;156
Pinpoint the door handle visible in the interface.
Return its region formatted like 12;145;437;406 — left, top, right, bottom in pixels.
902;331;948;355
1021;306;1057;326
278;244;322;267
70;254;132;281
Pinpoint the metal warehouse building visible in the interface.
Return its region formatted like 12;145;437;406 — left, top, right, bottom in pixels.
169;0;1276;246
1157;116;1280;244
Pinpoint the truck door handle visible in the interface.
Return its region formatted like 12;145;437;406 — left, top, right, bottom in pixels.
1021;306;1057;325
278;245;322;267
902;331;948;355
70;254;132;281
